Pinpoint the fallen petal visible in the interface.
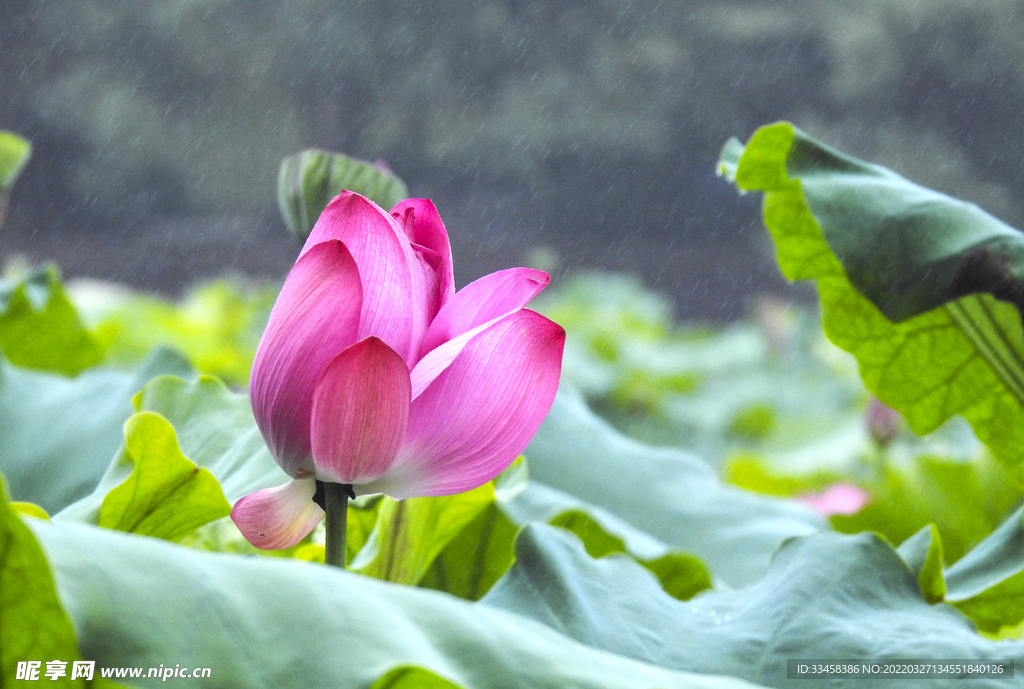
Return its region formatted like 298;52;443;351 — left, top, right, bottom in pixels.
250;239;362;475
311;337;411;485
230;478;324;550
368;309;565;498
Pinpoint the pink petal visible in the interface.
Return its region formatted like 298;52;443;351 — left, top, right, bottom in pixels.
230;478;324;550
364;309;565;499
798;483;870;517
410;314;509;400
310;337;411;485
418;268;550;358
300;192;428;364
250;240;362;475
391;198;456;320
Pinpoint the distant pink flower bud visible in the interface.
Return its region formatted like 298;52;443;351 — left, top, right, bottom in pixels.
231;192;565;549
797;483;870;517
865;396;901;447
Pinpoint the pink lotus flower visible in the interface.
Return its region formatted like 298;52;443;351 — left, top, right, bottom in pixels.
231;192;565;549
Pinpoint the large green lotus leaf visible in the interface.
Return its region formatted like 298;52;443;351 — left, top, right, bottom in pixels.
57;374;280;523
524;386;824;586
720;121;1024;473
482;524;1024;689
278;149;409;242
0;264;103;376
97;411;231;542
0;476;84;687
30;520;765;689
0;349;193;515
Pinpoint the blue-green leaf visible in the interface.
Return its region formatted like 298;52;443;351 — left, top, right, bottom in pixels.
483;524;1023;689
0;265;103;376
31;519;764;689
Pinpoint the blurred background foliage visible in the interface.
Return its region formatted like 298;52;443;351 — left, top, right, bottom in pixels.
4;0;1024;319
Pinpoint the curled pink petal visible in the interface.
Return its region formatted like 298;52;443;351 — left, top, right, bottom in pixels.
230;478;324;550
409;315;505;400
311;337;411;484
798;483;870;517
365;309;565;499
391;198;456;317
250;240;362;475
301;192;429;363
419;267;550;358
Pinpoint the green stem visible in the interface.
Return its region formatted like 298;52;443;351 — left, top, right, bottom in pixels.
323;482;350;569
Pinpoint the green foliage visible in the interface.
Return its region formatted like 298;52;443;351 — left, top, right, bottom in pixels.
418;499;519;601
278;149;409;242
0;130;31;193
0;265;103;376
533;273;866;467
55;374;276;525
945;508;1024;634
13;274;1024;684
354;483;498;585
129;375;281;502
725;403;777;441
12;165;1024;682
525;386;823;588
896;524;946;605
832;453;1021;564
0;474;86;688
0;348;193;515
73;278;276;386
725;453;842;497
418;460;524;601
10;501;49;520
720;121;1024;476
551;509;626;558
370;666;465;689
550;509;712;601
97;411;231;541
30;517;762;689
728;449;1021;566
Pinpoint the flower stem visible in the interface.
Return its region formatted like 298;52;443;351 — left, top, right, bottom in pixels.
323;482;350;569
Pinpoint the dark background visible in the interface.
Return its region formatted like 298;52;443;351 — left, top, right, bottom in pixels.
3;0;1023;320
